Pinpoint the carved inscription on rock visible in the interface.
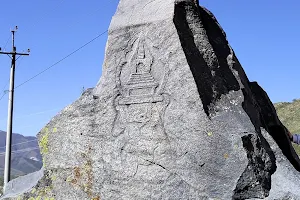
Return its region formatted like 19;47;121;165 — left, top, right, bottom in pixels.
118;37;164;105
113;37;169;160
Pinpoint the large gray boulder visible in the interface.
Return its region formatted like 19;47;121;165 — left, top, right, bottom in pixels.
2;0;300;199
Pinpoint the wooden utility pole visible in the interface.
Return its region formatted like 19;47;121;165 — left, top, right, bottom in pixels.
0;26;29;192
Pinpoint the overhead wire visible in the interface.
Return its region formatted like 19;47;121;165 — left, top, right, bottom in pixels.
0;1;65;97
0;0;65;102
0;0;117;99
13;0;119;89
2;35;11;51
0;57;25;102
15;30;108;90
0;5;112;141
0;34;12;98
0;0;121;141
21;0;65;33
0;139;37;149
0;1;146;173
0;147;40;156
0;107;60;123
2;57;24;89
0;9;111;154
0;1;124;172
0;93;5;102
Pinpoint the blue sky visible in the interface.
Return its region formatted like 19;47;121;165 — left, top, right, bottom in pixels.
0;0;299;136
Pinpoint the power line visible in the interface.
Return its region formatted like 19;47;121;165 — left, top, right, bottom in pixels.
0;30;109;153
0;107;60;124
0;34;13;96
0;28;108;94
0;1;63;101
0;60;26;105
0;26;109;164
0;56;26;102
0;147;40;156
0;139;37;149
0;57;24;93
21;0;65;33
0;0;118;98
0;57;24;88
2;35;11;51
15;30;108;89
19;0;114;55
0;93;6;102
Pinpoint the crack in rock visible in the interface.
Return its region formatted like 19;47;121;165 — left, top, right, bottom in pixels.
233;134;276;199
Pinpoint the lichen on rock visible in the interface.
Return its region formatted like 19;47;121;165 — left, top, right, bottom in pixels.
2;0;300;199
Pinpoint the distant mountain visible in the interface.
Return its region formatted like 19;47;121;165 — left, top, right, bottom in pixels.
0;130;42;178
274;99;300;155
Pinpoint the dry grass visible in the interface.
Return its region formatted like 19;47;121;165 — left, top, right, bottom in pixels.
274;99;300;155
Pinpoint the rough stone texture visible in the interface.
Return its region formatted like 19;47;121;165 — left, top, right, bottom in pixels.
2;0;300;199
0;169;44;199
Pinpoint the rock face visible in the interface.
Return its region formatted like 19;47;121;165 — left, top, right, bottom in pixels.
2;0;300;199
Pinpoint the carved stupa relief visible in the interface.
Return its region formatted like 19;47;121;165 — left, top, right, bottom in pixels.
118;37;164;105
113;36;170;161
